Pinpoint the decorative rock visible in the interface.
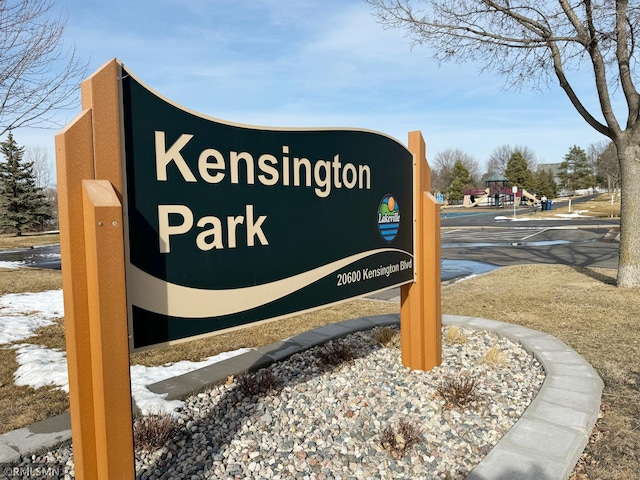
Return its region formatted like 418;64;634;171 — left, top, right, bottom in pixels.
9;327;543;479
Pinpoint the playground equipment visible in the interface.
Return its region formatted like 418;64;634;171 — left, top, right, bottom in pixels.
521;189;540;206
486;173;509;207
463;188;490;207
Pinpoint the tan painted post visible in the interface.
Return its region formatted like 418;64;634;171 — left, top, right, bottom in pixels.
81;59;124;195
400;131;442;370
82;180;134;479
55;58;134;479
55;111;98;479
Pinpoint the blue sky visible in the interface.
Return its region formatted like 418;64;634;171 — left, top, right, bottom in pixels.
20;0;610;176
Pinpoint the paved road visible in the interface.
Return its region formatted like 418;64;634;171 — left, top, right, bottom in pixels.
439;193;619;269
0;245;61;270
441;224;619;270
369;211;620;300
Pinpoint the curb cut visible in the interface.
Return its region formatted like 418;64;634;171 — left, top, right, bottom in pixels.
0;314;603;480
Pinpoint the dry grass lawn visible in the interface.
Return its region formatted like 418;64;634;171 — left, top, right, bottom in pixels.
0;267;65;432
536;192;620;219
446;193;621;219
0;232;59;250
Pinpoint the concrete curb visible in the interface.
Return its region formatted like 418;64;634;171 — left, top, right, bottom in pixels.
0;314;603;480
445;315;603;480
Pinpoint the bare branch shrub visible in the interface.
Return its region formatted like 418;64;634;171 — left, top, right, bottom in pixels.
316;340;357;367
237;369;278;397
437;375;479;409
133;412;179;452
380;421;424;458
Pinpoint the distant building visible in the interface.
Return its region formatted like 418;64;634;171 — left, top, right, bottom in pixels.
537;163;562;184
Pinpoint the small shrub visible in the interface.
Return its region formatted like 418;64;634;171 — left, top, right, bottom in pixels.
237;369;277;396
482;345;506;368
380;421;424;458
133;412;178;452
316;340;357;366
444;326;467;344
437;375;479;408
374;327;401;348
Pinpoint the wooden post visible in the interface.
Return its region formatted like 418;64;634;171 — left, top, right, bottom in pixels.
399;131;442;370
55;111;98;480
80;59;124;195
55;58;134;479
83;180;134;479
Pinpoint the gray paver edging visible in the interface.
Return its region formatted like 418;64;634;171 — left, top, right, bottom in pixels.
446;314;604;480
0;314;604;480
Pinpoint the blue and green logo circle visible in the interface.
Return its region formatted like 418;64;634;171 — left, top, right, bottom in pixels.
378;194;400;242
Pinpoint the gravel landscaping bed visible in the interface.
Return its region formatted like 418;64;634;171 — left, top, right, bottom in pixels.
14;326;544;480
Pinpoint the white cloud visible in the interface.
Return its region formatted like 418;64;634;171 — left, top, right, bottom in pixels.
15;0;610;178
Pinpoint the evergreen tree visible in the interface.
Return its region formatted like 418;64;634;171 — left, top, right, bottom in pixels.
558;146;595;194
0;133;51;235
446;160;471;203
533;169;558;199
504;152;534;190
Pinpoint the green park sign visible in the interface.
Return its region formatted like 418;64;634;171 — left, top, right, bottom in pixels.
120;68;415;350
57;60;438;478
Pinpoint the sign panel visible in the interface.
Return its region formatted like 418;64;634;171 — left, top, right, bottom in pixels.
120;68;414;350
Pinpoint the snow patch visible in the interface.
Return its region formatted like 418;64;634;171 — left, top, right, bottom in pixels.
2;288;255;414
0;261;24;269
0;290;64;344
494;216;533;222
129;350;251;414
10;326;250;414
12;343;69;392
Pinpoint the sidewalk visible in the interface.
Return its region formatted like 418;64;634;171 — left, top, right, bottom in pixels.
0;313;603;480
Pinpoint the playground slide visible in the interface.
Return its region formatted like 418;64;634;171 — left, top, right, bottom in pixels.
521;189;539;205
464;188;490;207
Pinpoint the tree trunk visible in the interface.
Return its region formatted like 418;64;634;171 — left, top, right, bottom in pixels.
617;136;640;287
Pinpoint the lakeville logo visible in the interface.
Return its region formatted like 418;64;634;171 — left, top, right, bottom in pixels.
378;194;401;241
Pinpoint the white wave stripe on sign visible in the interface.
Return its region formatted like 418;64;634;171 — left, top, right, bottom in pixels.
128;248;412;318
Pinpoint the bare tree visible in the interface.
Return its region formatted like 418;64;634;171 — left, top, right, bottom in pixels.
592;141;620;193
587;141;606;174
487;144;537;176
367;0;640;288
431;148;480;193
0;0;86;136
25;145;53;188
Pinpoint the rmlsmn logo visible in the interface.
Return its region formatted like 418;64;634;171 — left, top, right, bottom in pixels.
378;194;400;242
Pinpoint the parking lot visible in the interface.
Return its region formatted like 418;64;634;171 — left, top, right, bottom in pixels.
441;225;608;247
